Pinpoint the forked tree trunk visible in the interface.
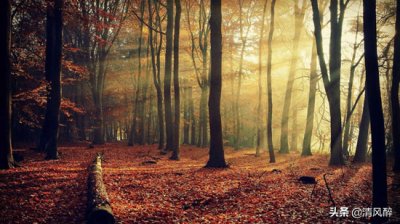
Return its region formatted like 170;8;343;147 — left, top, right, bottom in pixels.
148;0;165;149
310;0;346;166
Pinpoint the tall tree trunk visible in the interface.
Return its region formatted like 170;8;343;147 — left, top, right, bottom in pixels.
163;0;174;152
363;0;388;217
256;0;268;157
266;0;277;163
148;0;165;149
206;0;227;168
302;41;318;156
0;0;14;169
310;0;346;166
171;0;181;160
40;0;63;159
392;0;400;173
138;38;151;145
279;0;305;154
353;96;370;163
343;14;362;157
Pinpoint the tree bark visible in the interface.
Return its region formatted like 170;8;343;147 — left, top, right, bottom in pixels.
0;0;14;169
392;0;400;173
363;0;388;217
353;96;370;163
163;0;174;152
302;40;317;156
171;0;181;160
189;87;196;145
87;153;115;224
39;0;63;159
266;0;277;163
183;86;190;144
206;0;227;168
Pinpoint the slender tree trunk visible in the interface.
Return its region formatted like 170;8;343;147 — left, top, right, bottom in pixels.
201;87;208;147
392;0;400;173
266;0;276;163
183;86;190;144
302;41;317;156
148;0;164;149
40;0;63;159
139;39;151;145
171;0;181;160
0;0;14;169
163;0;174;152
189;87;196;145
256;0;268;157
280;0;305;154
206;0;227;168
363;0;388;218
343;15;362;157
353;96;370;163
290;107;298;151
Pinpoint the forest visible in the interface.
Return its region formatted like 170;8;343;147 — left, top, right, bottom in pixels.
0;0;399;223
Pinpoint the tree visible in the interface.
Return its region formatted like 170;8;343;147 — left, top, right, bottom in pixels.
171;0;182;160
392;0;400;172
363;0;388;218
0;0;15;169
81;0;128;145
256;0;268;157
342;14;364;157
148;0;165;150
234;0;255;150
128;0;146;146
353;92;370;163
205;0;227;168
310;0;349;166
38;0;64;159
302;0;328;156
266;0;277;163
163;0;174;152
185;0;210;148
279;0;307;154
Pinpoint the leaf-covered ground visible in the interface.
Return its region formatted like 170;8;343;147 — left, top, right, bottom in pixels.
0;143;399;223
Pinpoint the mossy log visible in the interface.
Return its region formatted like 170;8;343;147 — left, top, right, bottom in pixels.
87;153;115;224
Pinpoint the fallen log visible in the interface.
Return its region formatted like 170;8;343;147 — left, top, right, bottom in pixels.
87;153;115;224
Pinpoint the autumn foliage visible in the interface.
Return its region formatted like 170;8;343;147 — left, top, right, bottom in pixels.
0;143;384;223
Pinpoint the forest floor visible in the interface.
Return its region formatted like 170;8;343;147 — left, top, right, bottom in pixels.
0;143;399;224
